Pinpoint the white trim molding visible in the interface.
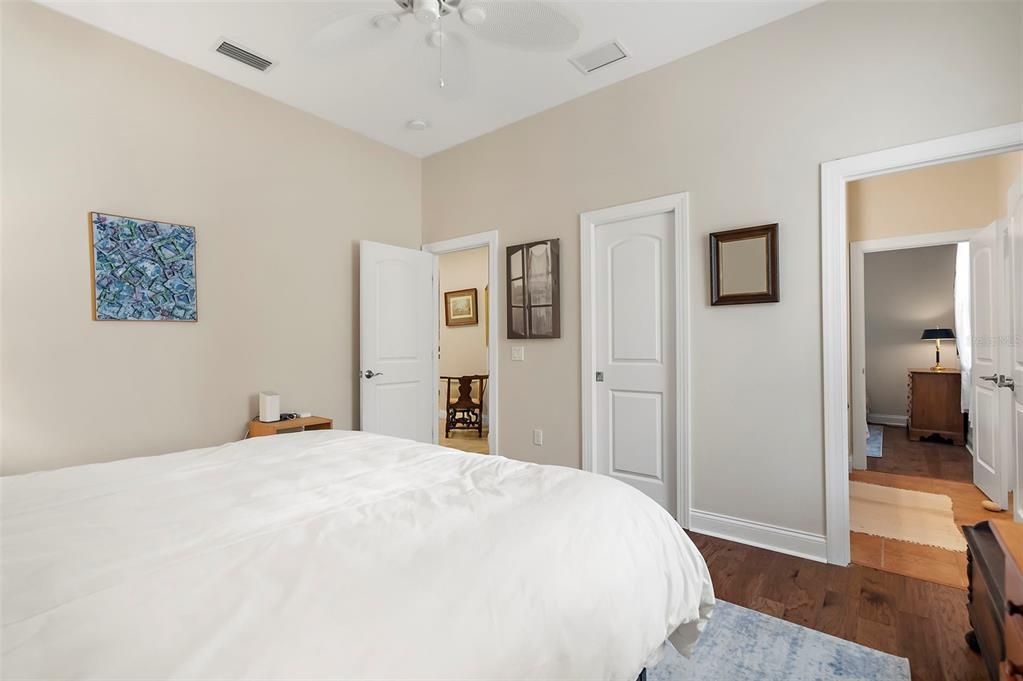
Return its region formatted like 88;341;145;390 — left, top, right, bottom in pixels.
850;228;980;469
689;509;827;563
579;192;692;528
821;122;1023;565
423;230;500;456
866;413;908;428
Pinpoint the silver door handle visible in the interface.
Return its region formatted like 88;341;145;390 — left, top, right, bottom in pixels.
999;376;1015;391
981;375;999;382
363;370;383;379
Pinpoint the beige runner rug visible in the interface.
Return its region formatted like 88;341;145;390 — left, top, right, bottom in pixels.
849;481;967;552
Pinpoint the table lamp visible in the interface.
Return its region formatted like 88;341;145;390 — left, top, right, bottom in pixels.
920;327;955;371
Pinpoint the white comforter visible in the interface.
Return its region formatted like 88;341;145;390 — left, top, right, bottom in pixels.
1;430;714;680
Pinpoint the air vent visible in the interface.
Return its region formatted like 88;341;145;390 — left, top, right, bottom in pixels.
215;40;273;72
569;40;629;75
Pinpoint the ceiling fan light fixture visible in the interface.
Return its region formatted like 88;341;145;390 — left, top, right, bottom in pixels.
459;4;487;26
413;0;440;24
371;13;400;30
426;30;447;48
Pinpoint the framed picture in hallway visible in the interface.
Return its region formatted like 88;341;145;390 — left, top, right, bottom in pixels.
507;238;560;339
444;288;478;326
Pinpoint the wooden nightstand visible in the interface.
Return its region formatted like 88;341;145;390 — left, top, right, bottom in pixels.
247;416;333;438
907;368;964;445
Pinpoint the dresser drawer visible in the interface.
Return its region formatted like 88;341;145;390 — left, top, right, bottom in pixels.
1007;557;1023;626
1004;622;1023;680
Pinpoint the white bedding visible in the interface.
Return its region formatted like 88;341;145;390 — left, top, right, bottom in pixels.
1;430;714;680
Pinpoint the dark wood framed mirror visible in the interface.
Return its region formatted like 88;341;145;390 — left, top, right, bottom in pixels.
709;223;779;305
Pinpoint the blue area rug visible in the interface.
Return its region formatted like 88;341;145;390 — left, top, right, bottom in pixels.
650;601;909;681
866;424;884;458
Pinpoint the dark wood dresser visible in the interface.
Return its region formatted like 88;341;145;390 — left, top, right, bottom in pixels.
907;368;965;445
994;521;1023;681
966;520;1023;680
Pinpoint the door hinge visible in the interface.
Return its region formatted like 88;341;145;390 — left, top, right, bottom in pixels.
595;371;604;382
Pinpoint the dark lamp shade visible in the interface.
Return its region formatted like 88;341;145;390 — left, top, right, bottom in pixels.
920;328;955;341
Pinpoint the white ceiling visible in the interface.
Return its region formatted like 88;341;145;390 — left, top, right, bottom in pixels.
43;1;817;157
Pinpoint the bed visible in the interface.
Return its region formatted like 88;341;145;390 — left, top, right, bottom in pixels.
1;430;714;679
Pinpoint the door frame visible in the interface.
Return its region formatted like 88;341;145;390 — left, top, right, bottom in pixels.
422;230;500;455
850;228;981;470
579;192;691;527
821;122;1022;565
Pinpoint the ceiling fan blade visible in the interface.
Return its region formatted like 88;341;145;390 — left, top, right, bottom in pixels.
457;0;580;52
309;4;409;56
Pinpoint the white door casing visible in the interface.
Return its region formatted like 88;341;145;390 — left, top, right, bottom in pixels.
849;229;981;472
581;193;690;524
821;123;1023;566
970;221;1009;507
422;230;501;456
360;241;436;443
1009;180;1023;521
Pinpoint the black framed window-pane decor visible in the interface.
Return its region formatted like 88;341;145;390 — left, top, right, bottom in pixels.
506;239;560;339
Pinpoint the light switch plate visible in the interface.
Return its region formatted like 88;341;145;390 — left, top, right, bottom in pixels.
532;429;543;446
511;346;525;361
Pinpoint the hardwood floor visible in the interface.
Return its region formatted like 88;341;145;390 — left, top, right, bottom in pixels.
852;433;1005;588
850;470;1004;588
690;532;987;681
866;425;972;482
438;420;489;454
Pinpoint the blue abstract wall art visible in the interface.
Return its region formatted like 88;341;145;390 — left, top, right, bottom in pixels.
90;212;197;321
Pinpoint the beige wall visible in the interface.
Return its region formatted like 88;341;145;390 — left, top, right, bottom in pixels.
0;2;422;474
865;245;959;418
439;248;489;377
438;247;489;412
995;152;1023;213
849;151;1023;242
422;1;1021;535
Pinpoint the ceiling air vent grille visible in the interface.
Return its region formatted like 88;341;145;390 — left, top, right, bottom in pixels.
215;41;273;72
569;41;629;75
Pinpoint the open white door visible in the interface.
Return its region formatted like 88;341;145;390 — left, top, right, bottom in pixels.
1009;181;1023;521
970;221;1008;507
360;241;436;443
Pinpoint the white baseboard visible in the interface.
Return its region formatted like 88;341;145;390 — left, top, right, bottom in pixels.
867;413;907;427
689;509;828;563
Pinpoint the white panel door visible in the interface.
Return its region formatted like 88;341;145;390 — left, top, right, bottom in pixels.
360;241;436;443
970;221;1007;507
1009;183;1023;521
593;212;677;514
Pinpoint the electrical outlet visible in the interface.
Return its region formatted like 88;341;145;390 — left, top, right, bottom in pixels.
512;346;525;362
532;428;543;446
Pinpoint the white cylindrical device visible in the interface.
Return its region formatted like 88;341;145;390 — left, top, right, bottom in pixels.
259;392;280;423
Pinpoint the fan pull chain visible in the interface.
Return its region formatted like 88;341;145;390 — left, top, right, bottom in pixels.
438;8;445;88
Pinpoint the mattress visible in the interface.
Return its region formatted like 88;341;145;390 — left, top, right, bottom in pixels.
1;430;714;679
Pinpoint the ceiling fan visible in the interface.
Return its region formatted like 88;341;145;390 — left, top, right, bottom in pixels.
310;0;582;96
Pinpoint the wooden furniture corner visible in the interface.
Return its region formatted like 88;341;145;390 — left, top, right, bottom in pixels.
992;521;1023;680
907;368;964;445
248;416;333;438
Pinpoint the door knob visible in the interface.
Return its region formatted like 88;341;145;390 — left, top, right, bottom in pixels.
1000;376;1016;391
980;375;999;382
363;370;384;379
